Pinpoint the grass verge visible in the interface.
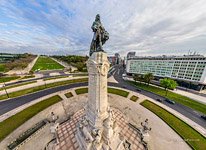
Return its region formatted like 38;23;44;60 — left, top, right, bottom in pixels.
0;95;62;142
108;87;129;98
0;81;37;91
75;87;129;98
65;92;73;98
72;73;88;77
0;78;88;101
128;81;206;115
0;76;20;83
75;87;88;95
21;75;35;79
130;95;139;102
140;100;206;150
43;76;69;81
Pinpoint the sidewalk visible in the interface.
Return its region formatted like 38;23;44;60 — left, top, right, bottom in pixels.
51;57;77;71
24;55;39;73
173;89;206;105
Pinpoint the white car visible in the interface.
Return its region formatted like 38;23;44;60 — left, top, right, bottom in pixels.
122;74;127;80
122;74;126;77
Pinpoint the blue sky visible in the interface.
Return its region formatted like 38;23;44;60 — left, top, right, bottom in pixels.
0;0;206;56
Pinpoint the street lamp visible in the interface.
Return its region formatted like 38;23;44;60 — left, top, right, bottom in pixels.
44;80;47;88
2;79;9;98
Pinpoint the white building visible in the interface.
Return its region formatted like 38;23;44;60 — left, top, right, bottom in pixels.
126;54;206;91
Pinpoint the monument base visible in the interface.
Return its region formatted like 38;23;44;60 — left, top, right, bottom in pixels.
142;133;150;142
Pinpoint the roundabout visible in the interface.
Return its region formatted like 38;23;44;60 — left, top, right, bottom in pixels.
0;13;205;150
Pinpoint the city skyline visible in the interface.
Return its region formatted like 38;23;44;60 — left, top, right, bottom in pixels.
0;0;206;56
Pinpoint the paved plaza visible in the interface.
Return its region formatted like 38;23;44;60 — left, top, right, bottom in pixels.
55;108;145;150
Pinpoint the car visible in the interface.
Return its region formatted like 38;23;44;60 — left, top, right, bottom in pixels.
122;74;126;77
136;88;141;92
156;98;163;102
122;86;127;89
201;115;206;120
165;98;175;104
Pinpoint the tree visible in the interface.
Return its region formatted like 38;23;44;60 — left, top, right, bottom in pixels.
76;62;85;71
144;73;154;85
139;74;144;84
68;67;72;73
133;74;139;82
133;74;144;84
29;70;34;75
160;78;178;96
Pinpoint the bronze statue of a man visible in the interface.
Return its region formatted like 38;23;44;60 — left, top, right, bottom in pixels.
90;14;109;56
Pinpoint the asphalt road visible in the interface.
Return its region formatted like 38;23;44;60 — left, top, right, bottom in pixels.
111;65;206;129
1;65;206;129
0;81;124;116
5;72;87;86
0;82;87;115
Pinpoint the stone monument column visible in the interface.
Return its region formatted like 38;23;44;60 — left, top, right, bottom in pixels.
86;52;110;128
76;14;125;150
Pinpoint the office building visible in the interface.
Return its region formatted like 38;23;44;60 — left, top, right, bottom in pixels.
126;54;206;91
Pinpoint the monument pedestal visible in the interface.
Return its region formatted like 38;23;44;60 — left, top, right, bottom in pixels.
76;52;124;150
142;133;150;142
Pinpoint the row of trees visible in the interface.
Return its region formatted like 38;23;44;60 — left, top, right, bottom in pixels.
133;73;178;95
133;73;154;85
4;54;36;72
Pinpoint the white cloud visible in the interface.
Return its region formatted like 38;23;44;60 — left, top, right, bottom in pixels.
0;0;206;56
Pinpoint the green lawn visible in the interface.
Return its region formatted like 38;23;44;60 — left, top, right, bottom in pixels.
0;64;5;72
43;74;88;81
128;81;206;115
0;76;20;83
0;75;34;84
43;76;68;81
0;81;37;91
72;73;88;77
75;87;129;98
0;78;88;100
75;87;88;95
130;95;139;102
31;56;64;71
65;92;73;98
21;75;35;79
140;100;206;150
108;87;129;98
0;95;62;142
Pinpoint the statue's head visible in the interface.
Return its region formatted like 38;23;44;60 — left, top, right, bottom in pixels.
95;14;100;21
